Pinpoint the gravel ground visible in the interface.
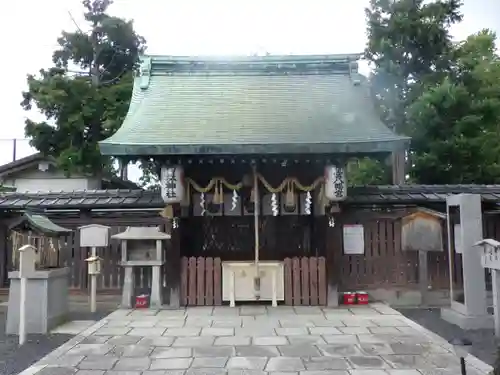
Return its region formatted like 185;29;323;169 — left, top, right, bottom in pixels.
0;309;72;375
399;307;499;367
0;304;115;375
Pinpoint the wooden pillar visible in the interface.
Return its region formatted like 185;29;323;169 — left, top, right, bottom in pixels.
326;215;341;307
391;151;406;185
164;214;181;308
418;250;428;305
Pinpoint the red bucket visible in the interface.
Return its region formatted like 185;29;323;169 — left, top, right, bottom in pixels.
356;291;369;305
343;292;356;305
135;294;149;308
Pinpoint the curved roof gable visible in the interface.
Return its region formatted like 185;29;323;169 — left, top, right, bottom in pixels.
100;54;409;156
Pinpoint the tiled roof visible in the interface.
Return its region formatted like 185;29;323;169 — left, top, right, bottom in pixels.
0;185;500;210
0;152;139;189
349;185;500;204
10;212;72;234
0;153;55;176
100;54;409;156
0;190;159;210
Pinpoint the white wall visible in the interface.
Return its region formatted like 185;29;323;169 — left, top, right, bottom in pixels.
3;168;101;192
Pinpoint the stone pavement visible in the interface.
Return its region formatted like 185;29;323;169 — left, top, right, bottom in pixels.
20;303;493;375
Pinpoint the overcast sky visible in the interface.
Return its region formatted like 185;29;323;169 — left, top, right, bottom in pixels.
1;0;498;182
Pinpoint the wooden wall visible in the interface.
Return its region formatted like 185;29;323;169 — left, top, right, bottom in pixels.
0;207;499;293
327;210;463;290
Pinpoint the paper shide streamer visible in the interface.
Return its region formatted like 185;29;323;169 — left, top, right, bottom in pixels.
271;193;279;216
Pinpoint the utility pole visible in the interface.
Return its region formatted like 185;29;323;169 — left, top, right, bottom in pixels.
12;139;17;162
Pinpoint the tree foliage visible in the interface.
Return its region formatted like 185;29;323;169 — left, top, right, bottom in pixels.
365;0;462;133
351;0;463;184
359;0;500;185
347;158;389;186
409;30;500;183
365;0;500;184
21;0;145;176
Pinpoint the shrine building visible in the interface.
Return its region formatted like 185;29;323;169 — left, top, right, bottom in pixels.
99;54;410;307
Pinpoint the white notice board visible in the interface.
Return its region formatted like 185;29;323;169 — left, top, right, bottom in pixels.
454;224;462;254
343;224;365;255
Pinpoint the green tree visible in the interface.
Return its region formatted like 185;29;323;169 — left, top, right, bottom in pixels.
357;0;463;184
366;0;462;133
347;158;389;186
21;0;146;176
409;30;500;183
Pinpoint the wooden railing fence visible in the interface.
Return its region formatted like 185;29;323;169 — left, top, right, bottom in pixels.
180;257;222;306
284;257;327;306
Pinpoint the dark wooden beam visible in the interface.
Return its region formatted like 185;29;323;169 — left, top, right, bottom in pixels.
392;151;406;185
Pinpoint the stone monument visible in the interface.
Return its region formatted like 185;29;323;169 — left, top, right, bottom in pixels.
6;212;72;334
441;194;492;329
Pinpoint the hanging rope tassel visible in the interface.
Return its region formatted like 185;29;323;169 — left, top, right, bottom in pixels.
284;181;296;211
317;184;328;215
213;180;223;205
180;183;190;207
160;204;174;219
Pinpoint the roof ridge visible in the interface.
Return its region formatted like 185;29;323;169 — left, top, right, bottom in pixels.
140;54;362;77
146;53;363;64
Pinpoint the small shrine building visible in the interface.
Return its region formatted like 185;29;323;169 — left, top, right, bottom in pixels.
99;54;409;307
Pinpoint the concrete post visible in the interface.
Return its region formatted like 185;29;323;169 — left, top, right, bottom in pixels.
18;244;37;346
492;269;500;336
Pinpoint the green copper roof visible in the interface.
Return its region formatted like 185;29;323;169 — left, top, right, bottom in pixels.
100;54;409;156
10;212;72;236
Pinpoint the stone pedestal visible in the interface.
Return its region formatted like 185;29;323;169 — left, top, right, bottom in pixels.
121;264;162;309
327;284;339;307
6;267;70;334
441;303;492;330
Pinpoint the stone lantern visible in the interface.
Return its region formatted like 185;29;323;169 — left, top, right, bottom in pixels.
112;226;171;308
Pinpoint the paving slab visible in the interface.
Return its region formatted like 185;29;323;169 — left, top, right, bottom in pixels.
265;357;305;371
107;335;142;345
226;356;268;370
214;336;251;346
151;347;192;359
18;304;494;375
278;344;321;357
51;320;97;334
150;357;193;370
286;335;326;345
253;336;288;346
113;357;152;370
235;345;280;357
191;356;228;368
302;357;349;370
